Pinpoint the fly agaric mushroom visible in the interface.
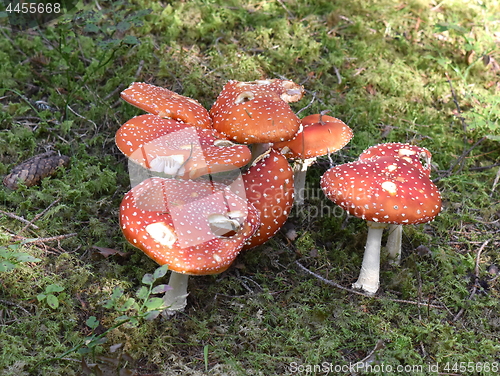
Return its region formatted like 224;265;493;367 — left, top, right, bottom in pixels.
358;143;434;263
209;79;304;146
120;177;260;311
273;113;353;205
359;142;432;177
320;156;441;295
116;114;252;181
121;82;212;129
242;149;295;249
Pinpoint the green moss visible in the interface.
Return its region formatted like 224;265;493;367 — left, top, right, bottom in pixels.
1;0;500;374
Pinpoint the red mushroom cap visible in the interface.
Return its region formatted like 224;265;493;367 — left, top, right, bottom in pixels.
273;114;353;159
115;114;252;179
242;149;295;249
209;79;303;143
320;156;441;225
358;143;432;177
121;82;212;129
120;177;260;275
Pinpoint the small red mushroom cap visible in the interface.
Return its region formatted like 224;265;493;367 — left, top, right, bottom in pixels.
115;114;252;179
120;177;260;275
209;79;303;143
320;156;441;225
358;143;432;177
273;114;353;159
242;149;295;249
121;82;212;129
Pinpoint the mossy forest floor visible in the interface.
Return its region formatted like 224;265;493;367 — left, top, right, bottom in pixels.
1;0;499;375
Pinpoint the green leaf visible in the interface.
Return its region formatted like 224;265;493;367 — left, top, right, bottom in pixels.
486;135;500;142
92;337;107;346
142;273;154;285
118;297;136;311
127;317;139;327
45;284;65;294
0;261;16;272
122;35;139;45
112;287;124;300
153;264;169;280
14;254;41;263
144;297;164;311
115;315;130;323
86;316;99;330
152;284;172;294
84;23;100;33
143;310;161;321
204;345;209;372
116;21;131;32
46;294;59;309
36;293;47;302
136;286;149;300
77;347;92;355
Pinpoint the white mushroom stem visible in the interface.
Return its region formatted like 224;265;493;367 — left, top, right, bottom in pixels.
386;224;402;265
352;221;388;295
292;157;316;206
162;271;189;314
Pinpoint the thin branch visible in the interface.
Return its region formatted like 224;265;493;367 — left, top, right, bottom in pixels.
445;72;468;134
435;137;486;182
469;162;500;171
356;339;385;365
491;167;500;196
453;240;489;322
0;210;39;229
333;66;342;85
276;0;294;18
17;198;61;235
296;91;316;116
0;299;31;316
295;261;446;309
14;233;78;244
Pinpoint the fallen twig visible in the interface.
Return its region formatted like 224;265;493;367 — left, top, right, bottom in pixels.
0;210;39;229
491;167;500;196
295;261;446;309
0;299;31;316
14;233;77;244
435;137;486;182
453;240;489;322
356;339;385;366
17;198;61;235
296;91;316;116
445;72;468;134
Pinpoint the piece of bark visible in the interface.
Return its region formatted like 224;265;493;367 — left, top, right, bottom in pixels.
3;151;70;189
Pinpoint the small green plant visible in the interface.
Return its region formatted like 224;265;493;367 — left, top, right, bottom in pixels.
35;264;172;370
0;244;41;272
37;284;65;309
463;92;500;137
102;263;172;325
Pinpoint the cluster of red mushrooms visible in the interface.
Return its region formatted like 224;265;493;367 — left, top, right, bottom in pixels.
115;79;442;311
